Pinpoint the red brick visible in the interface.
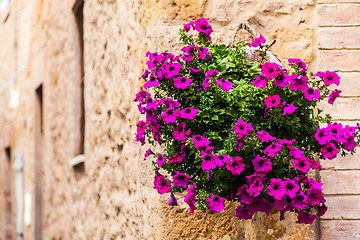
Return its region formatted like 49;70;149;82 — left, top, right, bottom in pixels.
320;220;360;240
320;170;360;194
319;98;360;120
321;196;360;219
318;50;360;71
321;148;360;170
328;72;360;97
318;4;360;26
319;27;360;49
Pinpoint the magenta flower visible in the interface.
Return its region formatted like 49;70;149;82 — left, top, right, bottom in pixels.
263;142;282;157
293;157;312;173
183;22;193;32
253;74;268;89
278;138;295;149
173;76;193;89
201;154;217;171
320;142;338;159
307;187;326;206
197;47;212;59
262;62;280;79
169;153;183;164
142;69;150;80
315;70;340;86
181;45;196;62
248;198;274;216
191;135;211;149
143;148;154;161
214;154;232;165
327;123;344;141
159;105;179;124
267;178;286;200
226;156;245;175
282;103;298;115
236;185;253;204
249;34;266;47
344;137;357;151
173;122;191;142
184;183;197;214
314;128;331;145
157;98;180;108
298;211;317;224
264;95;281;108
289;74;307;91
203;70;219;90
154;171;171;195
235;140;244;152
143;75;159;89
134;89;151;102
317;204;328;217
328;89;341;104
172;171;191;188
215;78;235;91
288;58;307;70
192;18;213;41
291;191;307;210
274;69;290;88
246;173;266;197
235;205;253;220
233;118;254;138
284;178;300;198
206;193;226;212
156;153;167;167
303;87;320;101
179;107;199;120
163;62;182;79
168;193;178;206
252;155;272;173
189;67;203;76
257;130;276;143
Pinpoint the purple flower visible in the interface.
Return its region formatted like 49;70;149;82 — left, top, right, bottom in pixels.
284;178;300;198
154;171;171;195
157;98;180;108
263;142;282;157
236;185;253;204
183;22;193;32
293;157;312;173
328;89;341;104
249;34;266;47
246;173;266;197
181;45;196;62
191;135;211;149
208;170;213;181
226;156;245;175
179;107;199;120
252;155;272;173
248;198;274;216
264;95;281;108
303;87;320;101
168;193;178;206
307;187;326;206
288;58;307;70
144;148;154;161
156;153;167;167
197;47;212;59
274;69;290;88
189;67;203;76
267;178;286;200
327;123;344;141
235;205;253;220
206;193;226;212
291;191;307;210
233;118;254;138
201;153;216;171
257;130;276;143
298;211;317;224
172;171;191;188
253;74;268;89
159;105;179;124
289;74;307;91
314;128;331;145
320;142;338;159
173;122;191;142
184;183;197;214
142;69;150;80
315;71;340;86
282;103;298;115
235;140;244;152
134;89;151;102
203;70;219;91
192;84;201;92
192;18;213;41
317;204;327;217
262;62;280;79
215;78;235;91
213;154;232;165
163;62;182;79
169;153;183;164
173;76;193;89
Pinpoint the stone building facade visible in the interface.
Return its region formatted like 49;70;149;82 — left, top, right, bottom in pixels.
0;0;359;239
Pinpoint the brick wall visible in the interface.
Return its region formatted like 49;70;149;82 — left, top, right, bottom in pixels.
318;1;360;239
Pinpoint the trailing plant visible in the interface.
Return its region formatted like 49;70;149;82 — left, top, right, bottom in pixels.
134;18;359;224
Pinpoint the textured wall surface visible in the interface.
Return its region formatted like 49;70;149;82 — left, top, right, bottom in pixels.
0;0;323;239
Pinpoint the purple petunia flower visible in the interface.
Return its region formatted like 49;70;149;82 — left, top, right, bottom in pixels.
307;187;326;207
181;45;196;62
249;34;266;47
157;98;180;108
315;70;340;86
289;74;307;91
284;178;300;198
203;69;219;91
317;204;328;217
253;74;268;89
282;103;298;115
252;155;272;173
172;171;191;188
226;156;245;175
267;178;286;200
169;153;183;164
206;193;226;212
236;185;253;204
144;148;154;161
159;105;180;124
215;78;235;91
263;142;282;157
134;89;151;102
320;142;338;159
314;127;331;145
274;69;290;88
201;153;217;171
303;87;320;101
168;193;178;206
291;191;307;210
197;47;212;59
235;205;253;220
257;130;276;143
173;122;191;142
328;89;341;104
298;211;317;224
235;139;244;152
154;171;171;195
293;157;312;173
191;135;211;149
179;107;199;120
248;198;274;216
156;153;167;167
246;173;266;197
327;123;344;141
189;67;204;76
264;95;281;108
163;62;182;79
192;18;213;41
213;154;232;165
233;118;254;139
288;58;307;70
184;183;197;214
262;62;280;79
173;76;193;89
142;69;150;80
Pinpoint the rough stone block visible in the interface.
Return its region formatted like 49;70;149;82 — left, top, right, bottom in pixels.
318;50;360;71
320;170;360;194
320;220;360;240
319;27;360;49
328;72;360;97
321;196;360;219
318;4;360;26
319;98;360;120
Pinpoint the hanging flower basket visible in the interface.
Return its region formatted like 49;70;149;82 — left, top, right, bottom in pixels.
134;18;360;224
